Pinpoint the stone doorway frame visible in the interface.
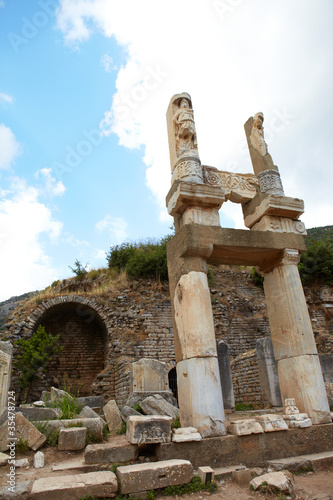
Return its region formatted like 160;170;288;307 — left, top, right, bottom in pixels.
165;93;331;437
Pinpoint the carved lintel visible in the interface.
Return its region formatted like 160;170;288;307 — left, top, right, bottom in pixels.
244;195;304;228
257;169;284;196
203;166;259;203
180;207;220;228
251;215;307;235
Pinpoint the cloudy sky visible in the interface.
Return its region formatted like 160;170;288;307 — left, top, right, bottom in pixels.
0;0;332;301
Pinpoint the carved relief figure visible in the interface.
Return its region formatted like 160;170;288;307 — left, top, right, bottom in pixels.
250;112;268;156
173;99;198;157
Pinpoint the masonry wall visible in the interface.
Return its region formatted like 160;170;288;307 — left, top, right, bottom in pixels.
230;350;264;406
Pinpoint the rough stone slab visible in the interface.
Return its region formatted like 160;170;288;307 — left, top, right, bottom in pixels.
0;479;32;499
250;471;294;493
255;414;288;432
85;441;138;464
121;405;141;420
141;395;179;419
58;427;86;451
0;451;8;466
130;358;169;392
50;386;72;402
172;426;198;435
172;428;202;442
283;413;309;421
77;395;105;408
268;456;312;472
15;458;29;468
126;415;171;444
52;458;110;473
103;400;123;434
126;390;177;408
16;406;61;421
227;419;264;436
288;418;312;428
232;468;252;485
34;451;44;468
116;459;193;494
35;418;103;441
30;471;118;500
15;413;46;451
79;406;106;427
0;421;9;452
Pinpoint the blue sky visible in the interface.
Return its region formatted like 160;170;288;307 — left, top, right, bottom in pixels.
1;0;333;301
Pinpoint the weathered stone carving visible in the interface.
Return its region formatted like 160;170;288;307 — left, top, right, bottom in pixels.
250;112;268;156
251;216;307;235
203;167;259;203
257;169;284;196
173;98;198;158
126;416;172;444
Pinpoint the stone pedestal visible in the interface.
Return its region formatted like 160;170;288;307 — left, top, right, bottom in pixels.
263;250;331;424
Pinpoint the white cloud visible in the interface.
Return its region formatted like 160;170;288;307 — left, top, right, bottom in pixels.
57;0;333;229
100;53;115;73
35;167;66;198
95;214;128;243
0;177;63;301
0;92;13;103
0;124;21;170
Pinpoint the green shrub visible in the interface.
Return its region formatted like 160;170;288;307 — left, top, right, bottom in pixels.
47;428;60;446
69;259;88;280
171;416;181;429
106;236;172;281
117;420;127;435
16;438;29;453
51;392;81;420
14;325;63;402
299;239;333;285
252;267;264;288
235;402;254;411
133;404;144;414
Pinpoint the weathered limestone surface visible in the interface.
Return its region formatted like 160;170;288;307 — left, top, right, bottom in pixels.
172;427;202;442
121;406;141;421
256;337;282;407
34;451;45;468
85;441;138;464
126;415;171;444
126;391;176;409
0;343;12;415
217;340;235;410
79;405;106;427
103;400;123;433
15;413;46;451
263;251;331;424
130;358;169;392
250;471;294;493
58;427;86;451
141;395;179;419
116;459;193;494
177;357;225;437
243;195;304;229
244;113;278;176
16;406;61;421
227;419;264;436
30;471;118;500
0;451;8;466
0;420;9;451
35;418;103;442
173;271;217;360
255;414;288;432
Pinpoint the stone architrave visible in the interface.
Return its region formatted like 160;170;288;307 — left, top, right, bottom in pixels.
103;399;123;433
216;340;235;410
227;419;264;436
255;414;288;432
116;460;193;495
256;337;282;407
262;250;332;424
0;342;13;415
130;358;169;393
126;415;172;445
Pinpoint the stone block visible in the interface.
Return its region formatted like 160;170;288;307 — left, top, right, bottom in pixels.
126;391;176;408
256;337;282;407
0;479;32;498
85;441;138;464
103;400;123;434
77;395;105;408
250;471;294;493
130;358;169;392
16;406;61;421
34;451;45;468
38;418;103;441
177;357;226;438
141;395;179;419
255;414;288;432
288;418;312;428
197;466;215;484
217;340;235;410
268;457;311;472
58;427;86;451
15;458;29;468
15;413;46;451
121;406;141;421
30;471;118;499
79;406;106;427
116;459;193;494
126;416;171;444
172;427;201;442
227;419;264;436
232;467;252;485
50;386;72;402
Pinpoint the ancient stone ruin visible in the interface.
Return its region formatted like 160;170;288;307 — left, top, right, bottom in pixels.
165;92;332;436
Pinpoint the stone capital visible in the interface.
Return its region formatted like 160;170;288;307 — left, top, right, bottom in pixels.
166;181;225;218
243;194;304;228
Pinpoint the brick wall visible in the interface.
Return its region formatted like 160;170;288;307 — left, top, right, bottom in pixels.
230;350;264;405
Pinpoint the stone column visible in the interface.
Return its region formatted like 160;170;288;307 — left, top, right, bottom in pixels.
262;249;331;424
0;342;13;416
256;337;282;407
217;340;235;410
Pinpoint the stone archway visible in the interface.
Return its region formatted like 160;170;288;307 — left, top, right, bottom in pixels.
29;296;109;395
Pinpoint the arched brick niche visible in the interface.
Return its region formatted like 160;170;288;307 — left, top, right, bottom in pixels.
30;297;108;395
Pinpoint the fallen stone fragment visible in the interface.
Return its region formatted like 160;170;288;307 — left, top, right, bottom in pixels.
232;467;252;484
0;479;32;499
15;458;29;468
0;420;9;452
227;419;263;436
50;386;72;403
126;415;172;444
269;457;311;472
77;395;105;409
16;406;61;421
30;471;117;500
288;418;312;428
121;405;141;421
255;414;288;432
32;401;45;407
250;471;294;493
103;400;123;434
116;459;193;494
172;427;201;442
15;413;46;451
34;451;45;469
141;395;179;419
35;417;103;441
85;441;138;464
58;427;86;451
79;405;106;427
0;451;8;466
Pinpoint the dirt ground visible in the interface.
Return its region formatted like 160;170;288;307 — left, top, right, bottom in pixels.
1;438;333;500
